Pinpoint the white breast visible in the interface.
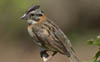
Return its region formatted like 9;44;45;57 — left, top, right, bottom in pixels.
27;25;34;37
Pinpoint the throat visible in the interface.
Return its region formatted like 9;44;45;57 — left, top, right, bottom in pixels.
27;19;38;25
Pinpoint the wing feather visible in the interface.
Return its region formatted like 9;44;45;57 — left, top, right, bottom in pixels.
46;18;75;56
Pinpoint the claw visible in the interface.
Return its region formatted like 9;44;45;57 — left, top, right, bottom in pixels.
40;48;57;62
42;55;52;62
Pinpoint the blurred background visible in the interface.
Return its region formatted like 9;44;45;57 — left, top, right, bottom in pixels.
0;0;100;62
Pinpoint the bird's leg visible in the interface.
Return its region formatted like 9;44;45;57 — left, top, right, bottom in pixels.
40;48;49;62
46;51;57;61
52;51;57;56
40;48;57;62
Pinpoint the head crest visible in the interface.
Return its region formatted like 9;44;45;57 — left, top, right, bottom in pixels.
27;5;40;14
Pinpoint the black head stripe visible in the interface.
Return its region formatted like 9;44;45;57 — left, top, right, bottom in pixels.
27;5;40;14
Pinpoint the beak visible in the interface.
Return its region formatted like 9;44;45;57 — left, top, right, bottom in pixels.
21;14;27;20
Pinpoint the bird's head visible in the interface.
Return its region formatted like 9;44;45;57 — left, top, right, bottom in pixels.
21;5;46;25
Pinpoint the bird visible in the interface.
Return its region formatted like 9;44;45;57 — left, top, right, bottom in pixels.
21;5;79;62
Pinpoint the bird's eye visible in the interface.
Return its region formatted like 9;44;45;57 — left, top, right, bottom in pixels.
36;14;43;16
31;14;35;16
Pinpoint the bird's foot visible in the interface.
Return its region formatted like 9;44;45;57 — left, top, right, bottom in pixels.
42;55;52;62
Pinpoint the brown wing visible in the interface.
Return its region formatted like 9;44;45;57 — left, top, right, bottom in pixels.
46;18;74;56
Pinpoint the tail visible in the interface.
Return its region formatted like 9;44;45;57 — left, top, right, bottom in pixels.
69;53;79;62
62;40;79;62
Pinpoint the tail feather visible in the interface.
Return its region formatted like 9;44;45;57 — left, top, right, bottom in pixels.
69;52;79;62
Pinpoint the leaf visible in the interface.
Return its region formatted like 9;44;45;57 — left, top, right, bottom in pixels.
88;39;95;45
92;51;100;62
88;35;100;62
95;36;100;46
88;35;100;46
95;51;100;60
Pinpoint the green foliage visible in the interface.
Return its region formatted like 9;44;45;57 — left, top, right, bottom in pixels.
88;36;100;46
94;51;100;62
88;36;100;62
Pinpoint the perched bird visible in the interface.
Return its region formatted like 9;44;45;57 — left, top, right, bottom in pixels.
21;5;79;62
